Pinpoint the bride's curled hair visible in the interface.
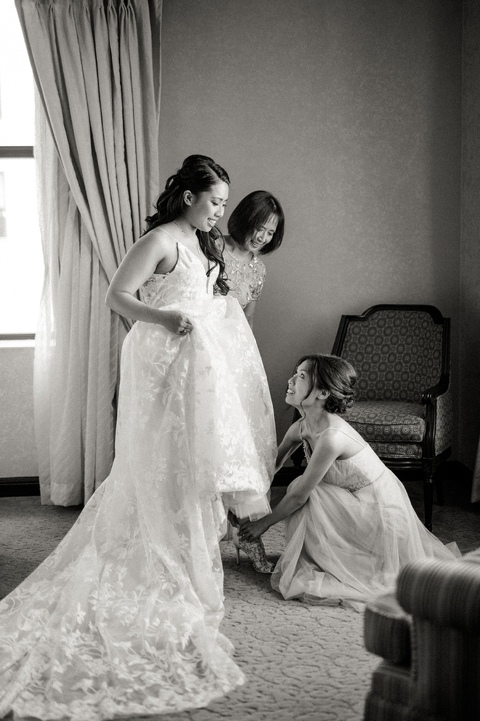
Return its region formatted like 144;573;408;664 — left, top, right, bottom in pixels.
144;155;231;295
297;354;357;414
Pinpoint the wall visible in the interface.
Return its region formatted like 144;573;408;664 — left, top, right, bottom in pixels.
159;0;462;444
460;0;480;472
0;0;465;476
0;343;38;477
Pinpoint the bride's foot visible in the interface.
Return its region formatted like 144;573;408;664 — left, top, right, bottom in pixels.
233;533;274;574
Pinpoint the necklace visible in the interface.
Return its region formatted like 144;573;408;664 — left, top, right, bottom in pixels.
173;220;202;255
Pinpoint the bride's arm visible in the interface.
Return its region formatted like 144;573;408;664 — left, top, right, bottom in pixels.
106;231;192;334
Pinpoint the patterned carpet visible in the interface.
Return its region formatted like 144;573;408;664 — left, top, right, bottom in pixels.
1;471;479;721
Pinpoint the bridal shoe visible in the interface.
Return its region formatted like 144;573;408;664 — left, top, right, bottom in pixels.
233;534;275;574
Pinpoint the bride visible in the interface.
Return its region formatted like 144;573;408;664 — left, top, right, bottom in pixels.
0;155;276;720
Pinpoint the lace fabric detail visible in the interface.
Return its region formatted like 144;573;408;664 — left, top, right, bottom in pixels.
222;243;266;308
0;243;276;720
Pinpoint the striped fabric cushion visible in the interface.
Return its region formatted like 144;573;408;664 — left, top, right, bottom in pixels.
397;553;480;627
364;593;411;665
367;661;411;707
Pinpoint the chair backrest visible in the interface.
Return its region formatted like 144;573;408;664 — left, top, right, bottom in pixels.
332;305;450;403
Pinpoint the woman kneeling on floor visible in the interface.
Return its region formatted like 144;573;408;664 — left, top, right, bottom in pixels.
239;354;459;611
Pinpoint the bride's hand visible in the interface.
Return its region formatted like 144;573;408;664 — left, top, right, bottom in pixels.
160;310;193;336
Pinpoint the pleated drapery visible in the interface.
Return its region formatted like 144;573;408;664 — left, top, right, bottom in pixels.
15;0;162;504
472;451;480;503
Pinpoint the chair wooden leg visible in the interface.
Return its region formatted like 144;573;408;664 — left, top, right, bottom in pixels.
422;459;434;531
423;482;434;531
435;474;444;506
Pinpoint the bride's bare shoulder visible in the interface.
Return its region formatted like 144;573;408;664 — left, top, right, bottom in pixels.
132;226;178;264
142;225;177;249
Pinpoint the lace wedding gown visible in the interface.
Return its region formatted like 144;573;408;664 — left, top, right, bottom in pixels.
271;428;459;611
0;242;276;720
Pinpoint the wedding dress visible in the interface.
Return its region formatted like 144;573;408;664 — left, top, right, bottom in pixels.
0;242;276;720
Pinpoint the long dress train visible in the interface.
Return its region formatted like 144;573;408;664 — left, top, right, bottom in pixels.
271;428;459;610
0;242;276;720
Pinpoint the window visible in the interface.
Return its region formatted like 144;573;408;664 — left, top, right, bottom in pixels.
0;3;42;336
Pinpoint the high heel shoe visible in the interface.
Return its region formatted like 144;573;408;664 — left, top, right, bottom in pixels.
233;533;275;574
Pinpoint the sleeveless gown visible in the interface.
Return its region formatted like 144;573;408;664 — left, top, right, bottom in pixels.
0;242;276;720
271;427;459;610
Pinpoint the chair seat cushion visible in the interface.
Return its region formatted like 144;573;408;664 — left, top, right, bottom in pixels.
344;401;425;442
368;441;423;460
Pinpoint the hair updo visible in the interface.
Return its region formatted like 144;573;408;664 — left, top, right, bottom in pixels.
144;155;230;294
296;354;357;414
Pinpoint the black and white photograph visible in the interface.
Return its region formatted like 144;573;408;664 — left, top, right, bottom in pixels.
0;1;479;720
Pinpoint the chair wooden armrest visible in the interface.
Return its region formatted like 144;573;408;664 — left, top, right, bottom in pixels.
421;376;449;403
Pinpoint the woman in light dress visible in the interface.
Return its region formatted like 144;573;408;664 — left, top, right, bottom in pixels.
239;354;459;610
221;190;284;328
217;190;284;572
0;155;277;720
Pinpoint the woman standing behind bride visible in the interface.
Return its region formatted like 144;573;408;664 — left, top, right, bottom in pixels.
0;155;276;720
221;190;284;328
216;190;284;572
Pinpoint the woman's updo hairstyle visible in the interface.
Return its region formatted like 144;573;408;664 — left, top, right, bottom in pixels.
144;155;231;294
297;354;357;414
227;190;285;255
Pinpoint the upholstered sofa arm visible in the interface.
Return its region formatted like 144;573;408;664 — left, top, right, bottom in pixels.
397;552;480;629
364;593;411;665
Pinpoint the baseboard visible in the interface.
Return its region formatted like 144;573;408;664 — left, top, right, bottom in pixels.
0;469;300;497
0;477;40;497
0;461;470;497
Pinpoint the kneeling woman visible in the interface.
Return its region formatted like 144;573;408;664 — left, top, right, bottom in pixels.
239;354;459;610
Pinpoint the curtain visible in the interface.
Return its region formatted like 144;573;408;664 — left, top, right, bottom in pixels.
16;0;162;505
473;450;480;503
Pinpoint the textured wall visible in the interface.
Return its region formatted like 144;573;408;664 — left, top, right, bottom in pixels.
460;0;480;471
0;0;465;477
0;345;38;477
159;0;462;444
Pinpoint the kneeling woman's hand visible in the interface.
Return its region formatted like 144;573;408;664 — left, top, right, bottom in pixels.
239;516;271;541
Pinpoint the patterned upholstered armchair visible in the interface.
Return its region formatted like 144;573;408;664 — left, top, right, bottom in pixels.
291;305;452;530
333;305;452;530
363;549;480;721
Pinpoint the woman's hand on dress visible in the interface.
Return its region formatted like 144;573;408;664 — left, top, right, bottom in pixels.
238;516;270;541
160;310;193;336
